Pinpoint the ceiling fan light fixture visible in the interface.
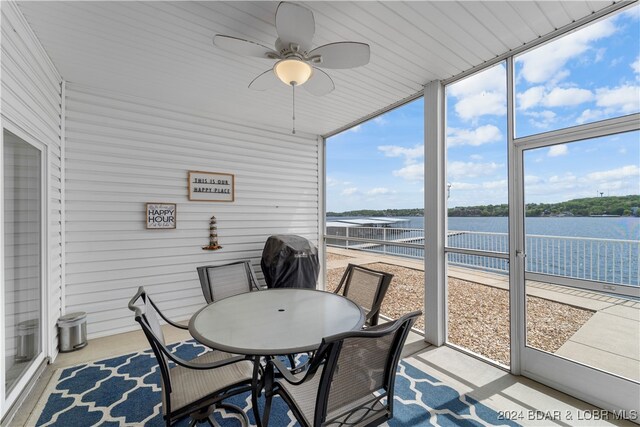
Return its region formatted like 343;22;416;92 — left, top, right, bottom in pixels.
274;58;313;86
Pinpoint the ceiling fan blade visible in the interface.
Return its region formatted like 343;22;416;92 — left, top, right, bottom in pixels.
304;68;335;96
213;35;280;59
275;2;315;52
248;69;279;91
308;42;370;69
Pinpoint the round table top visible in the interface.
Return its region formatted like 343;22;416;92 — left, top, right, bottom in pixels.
189;288;365;355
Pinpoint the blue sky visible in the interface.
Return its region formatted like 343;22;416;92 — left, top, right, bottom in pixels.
327;5;639;213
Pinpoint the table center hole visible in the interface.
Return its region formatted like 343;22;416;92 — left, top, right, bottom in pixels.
278;308;285;312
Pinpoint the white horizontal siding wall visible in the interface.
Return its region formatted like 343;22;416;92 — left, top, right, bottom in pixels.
64;84;320;338
1;0;63;359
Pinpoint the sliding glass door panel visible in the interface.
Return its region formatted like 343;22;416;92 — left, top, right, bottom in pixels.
3;130;43;396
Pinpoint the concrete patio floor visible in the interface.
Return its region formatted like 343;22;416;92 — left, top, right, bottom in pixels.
5;249;638;426
326;247;640;383
10;318;637;426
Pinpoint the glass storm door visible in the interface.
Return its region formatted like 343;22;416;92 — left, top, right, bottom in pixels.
516;135;640;415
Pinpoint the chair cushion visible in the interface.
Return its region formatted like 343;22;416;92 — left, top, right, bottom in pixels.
163;350;253;415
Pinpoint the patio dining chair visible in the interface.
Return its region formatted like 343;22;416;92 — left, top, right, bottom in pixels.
128;286;253;427
270;310;421;427
197;260;261;304
333;263;393;326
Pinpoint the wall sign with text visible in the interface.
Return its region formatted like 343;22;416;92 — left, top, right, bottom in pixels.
188;171;235;202
146;203;176;229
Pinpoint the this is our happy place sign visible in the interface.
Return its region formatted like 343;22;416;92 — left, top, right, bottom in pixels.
188;171;235;202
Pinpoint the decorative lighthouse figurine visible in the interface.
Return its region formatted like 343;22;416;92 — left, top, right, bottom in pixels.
203;215;222;250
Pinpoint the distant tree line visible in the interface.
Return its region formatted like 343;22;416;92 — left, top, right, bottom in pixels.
327;208;423;217
522;195;640;217
328;195;640;218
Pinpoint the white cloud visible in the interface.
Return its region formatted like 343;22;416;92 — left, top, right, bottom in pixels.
348;124;362;133
451;163;638;206
447;180;508;205
543;174;580;193
544;87;594;107
586;165;640;182
454;91;506;121
632;56;640;74
481;179;507;190
525;175;543;184
392;164;423;181
470;154;483;160
525;164;640;203
447;161;501;179
366;187;391;195
548;173;577;184
447;125;503;147
448;64;506;97
341;187;358;196
380;144;425;182
610;57;624;67
449;182;480;190
373;116;388;125
525;173;578;199
595;85;640;114
573;84;640;124
516;19;616;83
448;64;506;120
326;177;339;187
518;86;545;110
378;145;423;161
621;4;640;20
548;145;568;157
519;87;593;110
525;110;557;129
576;109;604;124
529;110;556;120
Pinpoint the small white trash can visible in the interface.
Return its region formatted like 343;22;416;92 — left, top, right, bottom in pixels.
57;312;87;352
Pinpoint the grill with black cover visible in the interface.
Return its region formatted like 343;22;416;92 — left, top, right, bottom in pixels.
261;234;319;289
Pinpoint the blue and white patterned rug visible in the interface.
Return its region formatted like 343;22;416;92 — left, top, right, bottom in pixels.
30;340;518;426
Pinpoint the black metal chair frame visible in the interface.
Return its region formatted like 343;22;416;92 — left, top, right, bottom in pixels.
128;287;253;427
270;311;420;427
197;260;261;304
333;263;393;326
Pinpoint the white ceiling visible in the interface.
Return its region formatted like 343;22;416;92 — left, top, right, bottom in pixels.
18;1;618;136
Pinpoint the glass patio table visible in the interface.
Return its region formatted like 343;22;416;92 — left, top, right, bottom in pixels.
189;288;365;427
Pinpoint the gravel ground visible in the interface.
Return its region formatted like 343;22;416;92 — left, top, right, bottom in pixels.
327;262;594;366
326;253;353;262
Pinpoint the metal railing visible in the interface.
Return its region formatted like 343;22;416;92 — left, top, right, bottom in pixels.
326;226;425;258
326;226;640;286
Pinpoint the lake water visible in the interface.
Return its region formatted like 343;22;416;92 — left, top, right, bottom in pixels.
326;216;640;286
329;216;640;241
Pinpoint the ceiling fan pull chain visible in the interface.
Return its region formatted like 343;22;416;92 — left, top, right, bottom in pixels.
292;83;296;134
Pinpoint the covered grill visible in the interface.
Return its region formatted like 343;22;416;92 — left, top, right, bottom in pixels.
260;234;319;289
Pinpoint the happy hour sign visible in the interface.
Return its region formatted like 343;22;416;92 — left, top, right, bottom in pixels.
146;203;176;229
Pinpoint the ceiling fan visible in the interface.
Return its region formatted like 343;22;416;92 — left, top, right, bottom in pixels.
213;1;371;133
